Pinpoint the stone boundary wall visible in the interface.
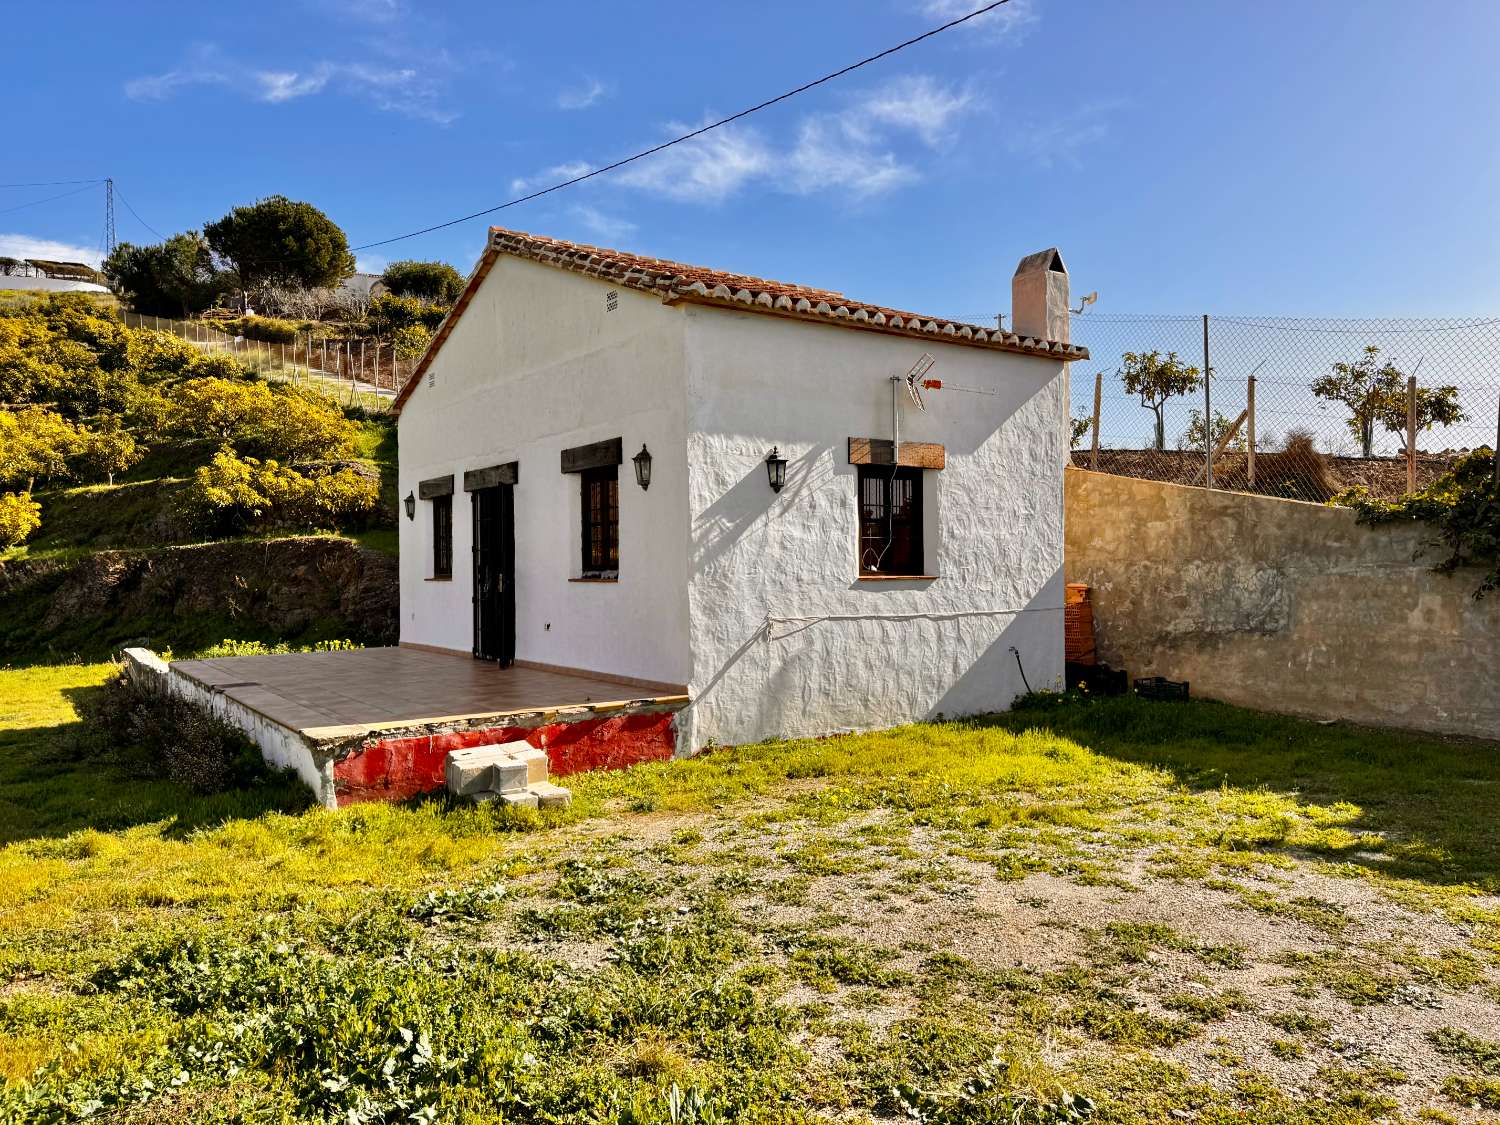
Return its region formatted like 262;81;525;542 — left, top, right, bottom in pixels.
1064;469;1499;740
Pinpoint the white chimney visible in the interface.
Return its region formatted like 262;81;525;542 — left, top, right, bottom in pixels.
1011;248;1069;343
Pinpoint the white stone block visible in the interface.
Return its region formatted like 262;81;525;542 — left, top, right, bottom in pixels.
499;790;539;809
510;746;549;784
490;757;530;794
530;781;572;810
445;749;494;796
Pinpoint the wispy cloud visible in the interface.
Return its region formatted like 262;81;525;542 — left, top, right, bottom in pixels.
355;253;388;275
615;125;774;203
570;206;638;243
577;74;976;204
919;0;1039;42
858;74;974;146
557;77;608;111
125;43;459;124
1006;100;1117;168
0;234;102;269
509;161;593;196
784;118;918;198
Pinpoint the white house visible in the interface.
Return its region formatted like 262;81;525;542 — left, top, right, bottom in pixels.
393;227;1086;754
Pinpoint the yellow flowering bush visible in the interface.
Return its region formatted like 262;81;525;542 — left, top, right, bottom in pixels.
186;448;380;533
0;490;41;547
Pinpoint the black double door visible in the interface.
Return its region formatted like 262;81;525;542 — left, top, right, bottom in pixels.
471;485;515;666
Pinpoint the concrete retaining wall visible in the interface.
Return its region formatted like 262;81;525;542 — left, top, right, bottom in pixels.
1064;469;1500;740
121;648;336;806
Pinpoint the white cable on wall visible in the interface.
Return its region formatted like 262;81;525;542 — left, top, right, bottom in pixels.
764;604;1064;641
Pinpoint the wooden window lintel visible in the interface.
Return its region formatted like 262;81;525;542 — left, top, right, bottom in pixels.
847;437;945;470
561;437;624;474
418;474;455;499
463;462;519;491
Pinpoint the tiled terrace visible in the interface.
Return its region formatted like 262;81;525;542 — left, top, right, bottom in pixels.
170;645;686;737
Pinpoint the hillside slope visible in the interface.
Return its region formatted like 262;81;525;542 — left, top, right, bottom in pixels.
0;536;397;663
0;293;401;662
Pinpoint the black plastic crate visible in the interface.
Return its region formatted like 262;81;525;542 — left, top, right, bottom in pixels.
1134;676;1190;701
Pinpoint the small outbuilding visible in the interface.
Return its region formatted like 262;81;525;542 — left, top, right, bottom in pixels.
392;227;1086;761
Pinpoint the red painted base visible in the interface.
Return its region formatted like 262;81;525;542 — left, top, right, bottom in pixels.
332;711;677;807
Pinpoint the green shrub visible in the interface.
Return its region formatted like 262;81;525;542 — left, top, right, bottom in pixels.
392;323;432;359
382;259;464;303
369;293;448;333
185;448;380;533
166;377;362;460
0;405;88;489
182;349;250;381
126;327;201;377
1336;447;1499;597
75;672;272;792
197;637;360;658
0;490;41;546
226;314;300;344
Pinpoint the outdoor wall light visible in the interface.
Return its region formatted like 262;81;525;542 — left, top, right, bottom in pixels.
632;443;653;491
764;447;788;494
404;491;416;520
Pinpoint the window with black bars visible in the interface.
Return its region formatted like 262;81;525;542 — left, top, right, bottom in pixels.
857;466;923;576
580;465;619;576
431;494;452;579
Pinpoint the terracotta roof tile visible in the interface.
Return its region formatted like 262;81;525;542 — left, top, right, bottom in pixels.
393;227;1086;414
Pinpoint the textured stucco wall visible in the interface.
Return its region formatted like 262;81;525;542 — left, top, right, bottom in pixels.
681;306;1068;749
1065;468;1500;739
397;256;692;686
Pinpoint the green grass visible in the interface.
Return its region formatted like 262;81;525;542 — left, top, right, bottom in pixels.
1;676;1498;1123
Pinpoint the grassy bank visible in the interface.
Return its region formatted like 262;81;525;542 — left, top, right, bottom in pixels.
2;670;1498;1122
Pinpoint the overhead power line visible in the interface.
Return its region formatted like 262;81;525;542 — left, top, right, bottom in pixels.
0;182;99;219
0;178;106;189
113;183;166;243
350;0;1015;252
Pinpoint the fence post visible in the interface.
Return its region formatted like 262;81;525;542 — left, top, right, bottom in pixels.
1406;374;1418;494
1494;390;1500;487
1202;314;1213;487
1246;374;1257;488
1089;371;1102;472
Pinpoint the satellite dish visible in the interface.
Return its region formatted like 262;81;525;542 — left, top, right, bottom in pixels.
905;353;935;410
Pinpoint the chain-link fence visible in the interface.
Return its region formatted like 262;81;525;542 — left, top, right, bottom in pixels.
1066;314;1500;502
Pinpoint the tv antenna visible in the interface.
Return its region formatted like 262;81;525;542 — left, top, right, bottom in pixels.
1071;291;1098;314
905;353;934;411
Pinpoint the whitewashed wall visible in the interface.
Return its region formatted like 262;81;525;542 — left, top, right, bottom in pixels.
397;257;692;687
680;307;1066;749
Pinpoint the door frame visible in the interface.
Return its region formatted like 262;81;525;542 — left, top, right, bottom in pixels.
470;483;515;667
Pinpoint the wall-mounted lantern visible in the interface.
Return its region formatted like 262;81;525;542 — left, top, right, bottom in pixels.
764;447;788;494
404;491;416;520
632;443;653;491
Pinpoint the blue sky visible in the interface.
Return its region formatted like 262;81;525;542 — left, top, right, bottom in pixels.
7;0;1500;321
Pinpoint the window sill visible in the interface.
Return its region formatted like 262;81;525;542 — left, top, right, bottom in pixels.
570;576;619;583
426;576;453;582
857;574;940;582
